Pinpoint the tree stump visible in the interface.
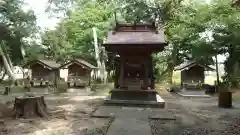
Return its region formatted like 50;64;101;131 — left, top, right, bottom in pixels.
13;95;49;118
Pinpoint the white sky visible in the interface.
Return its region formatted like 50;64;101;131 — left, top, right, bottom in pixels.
24;0;59;29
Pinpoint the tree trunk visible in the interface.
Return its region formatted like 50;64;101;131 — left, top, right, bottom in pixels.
167;62;174;84
1;44;14;69
0;44;16;83
0;70;6;82
6;53;14;69
215;55;220;91
92;27;105;83
101;47;107;84
13;95;49;118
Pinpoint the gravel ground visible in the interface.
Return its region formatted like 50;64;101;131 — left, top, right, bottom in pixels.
0;89;111;135
149;91;240;135
149;117;240;135
149;119;181;135
0;116;113;135
181;117;240;135
1;87;240;135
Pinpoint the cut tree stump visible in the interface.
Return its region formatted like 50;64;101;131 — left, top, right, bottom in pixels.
13;94;49;118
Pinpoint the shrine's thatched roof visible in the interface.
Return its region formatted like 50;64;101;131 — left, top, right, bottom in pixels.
24;59;61;69
104;23;166;45
174;61;214;71
59;58;97;70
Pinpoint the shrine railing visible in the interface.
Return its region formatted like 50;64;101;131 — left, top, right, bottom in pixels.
67;76;89;83
31;76;54;82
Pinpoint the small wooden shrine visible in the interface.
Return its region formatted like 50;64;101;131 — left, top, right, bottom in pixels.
24;59;60;86
174;61;214;90
104;22;167;107
59;59;96;87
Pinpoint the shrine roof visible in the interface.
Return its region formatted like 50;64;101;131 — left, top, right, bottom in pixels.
174;61;214;71
59;58;97;69
104;23;166;45
24;59;61;69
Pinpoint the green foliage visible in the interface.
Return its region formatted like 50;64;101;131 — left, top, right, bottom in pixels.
42;0;115;63
0;0;38;64
44;0;240;85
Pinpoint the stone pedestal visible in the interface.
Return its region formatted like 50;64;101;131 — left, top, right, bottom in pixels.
104;89;165;108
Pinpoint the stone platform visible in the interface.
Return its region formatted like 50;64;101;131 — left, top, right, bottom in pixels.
91;106;175;135
104;89;165;108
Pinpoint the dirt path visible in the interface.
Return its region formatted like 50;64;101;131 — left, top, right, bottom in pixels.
1;87;240;135
0;89;110;135
148;91;240;134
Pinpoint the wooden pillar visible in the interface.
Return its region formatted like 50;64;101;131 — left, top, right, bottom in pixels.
143;59;149;90
149;56;155;89
119;57;125;88
54;69;60;87
114;57;120;88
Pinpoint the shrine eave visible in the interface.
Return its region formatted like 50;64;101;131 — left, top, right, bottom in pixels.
103;42;167;45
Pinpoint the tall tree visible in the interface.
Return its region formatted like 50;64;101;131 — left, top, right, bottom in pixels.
0;0;37;83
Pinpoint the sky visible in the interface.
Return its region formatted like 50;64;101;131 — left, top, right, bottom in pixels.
24;0;59;29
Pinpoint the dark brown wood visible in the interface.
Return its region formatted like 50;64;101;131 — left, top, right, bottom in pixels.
61;60;95;87
114;57;120;88
104;23;167;103
119;57;125;88
181;65;205;90
149;57;155;89
143;59;149;90
218;92;232;108
24;60;60;87
13;95;49;118
4;86;10;95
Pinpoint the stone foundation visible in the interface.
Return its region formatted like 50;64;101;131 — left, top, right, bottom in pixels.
104;89;165;108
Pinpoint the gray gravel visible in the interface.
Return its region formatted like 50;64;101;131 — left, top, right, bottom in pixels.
81;117;114;135
150;117;240;135
149;119;183;135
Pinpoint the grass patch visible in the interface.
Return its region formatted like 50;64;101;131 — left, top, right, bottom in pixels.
233;92;240;101
155;83;172;94
0;83;27;93
172;71;181;85
91;83;113;96
9;86;26;93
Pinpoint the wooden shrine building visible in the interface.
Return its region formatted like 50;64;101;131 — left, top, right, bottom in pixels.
174;61;214;89
59;59;96;87
103;22;167;107
24;59;60;86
